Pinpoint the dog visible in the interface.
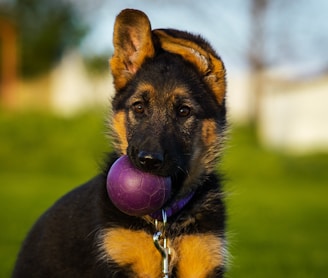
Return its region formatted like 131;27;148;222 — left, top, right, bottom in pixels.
13;9;227;278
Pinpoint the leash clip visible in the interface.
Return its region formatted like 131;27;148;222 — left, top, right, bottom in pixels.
153;210;170;278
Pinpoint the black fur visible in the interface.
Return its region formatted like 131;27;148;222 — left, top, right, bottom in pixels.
13;163;225;277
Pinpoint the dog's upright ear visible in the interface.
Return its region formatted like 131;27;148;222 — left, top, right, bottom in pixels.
110;9;155;91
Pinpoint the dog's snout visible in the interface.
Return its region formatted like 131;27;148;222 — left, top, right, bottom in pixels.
138;151;164;171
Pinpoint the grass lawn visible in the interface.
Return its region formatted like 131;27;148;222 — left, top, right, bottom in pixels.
223;127;328;277
1;110;327;277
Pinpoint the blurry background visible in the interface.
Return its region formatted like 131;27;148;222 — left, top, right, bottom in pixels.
1;0;327;277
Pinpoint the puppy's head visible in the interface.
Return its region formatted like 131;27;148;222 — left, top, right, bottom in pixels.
109;9;226;196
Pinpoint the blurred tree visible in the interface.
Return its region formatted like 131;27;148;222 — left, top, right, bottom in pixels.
248;0;268;124
246;0;328;125
0;16;17;108
13;0;87;78
84;54;110;76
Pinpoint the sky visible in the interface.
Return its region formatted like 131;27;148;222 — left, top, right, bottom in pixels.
80;0;251;70
1;0;327;74
78;0;328;75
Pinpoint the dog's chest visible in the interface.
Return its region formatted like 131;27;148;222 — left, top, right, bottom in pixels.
100;227;223;277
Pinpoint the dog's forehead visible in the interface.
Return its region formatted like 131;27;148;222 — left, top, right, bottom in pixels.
134;54;200;88
128;81;194;104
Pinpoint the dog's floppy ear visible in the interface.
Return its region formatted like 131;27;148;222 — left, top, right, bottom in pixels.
154;30;226;105
110;9;155;91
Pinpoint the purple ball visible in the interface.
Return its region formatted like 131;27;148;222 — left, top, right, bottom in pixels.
106;155;171;216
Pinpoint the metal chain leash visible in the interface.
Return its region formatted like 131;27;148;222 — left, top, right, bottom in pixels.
153;210;170;278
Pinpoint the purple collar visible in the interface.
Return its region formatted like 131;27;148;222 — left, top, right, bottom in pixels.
149;191;195;221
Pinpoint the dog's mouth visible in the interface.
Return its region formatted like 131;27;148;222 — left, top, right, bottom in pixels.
127;150;193;219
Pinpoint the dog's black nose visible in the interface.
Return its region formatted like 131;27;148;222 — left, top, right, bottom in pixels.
138;151;164;171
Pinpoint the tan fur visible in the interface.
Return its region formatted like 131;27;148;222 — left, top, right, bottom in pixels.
128;83;156;104
102;228;223;277
110;9;155;91
102;228;162;278
202;119;218;147
168;86;192;102
174;234;223;278
200;119;221;175
112;111;128;154
153;30;226;105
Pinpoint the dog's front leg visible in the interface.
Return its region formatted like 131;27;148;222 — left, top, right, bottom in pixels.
174;234;224;278
101;228;162;277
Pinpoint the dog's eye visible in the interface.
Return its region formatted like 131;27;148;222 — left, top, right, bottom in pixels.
133;102;145;114
177;106;191;117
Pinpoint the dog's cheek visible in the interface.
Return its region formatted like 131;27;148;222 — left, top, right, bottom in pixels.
201;119;221;173
201;119;218;147
112;111;128;155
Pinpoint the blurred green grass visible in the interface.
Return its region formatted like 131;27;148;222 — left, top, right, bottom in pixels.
1;110;328;277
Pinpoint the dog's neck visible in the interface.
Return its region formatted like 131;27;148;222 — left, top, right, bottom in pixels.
149;191;195;220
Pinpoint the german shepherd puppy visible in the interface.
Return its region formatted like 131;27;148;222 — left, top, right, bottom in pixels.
13;9;227;278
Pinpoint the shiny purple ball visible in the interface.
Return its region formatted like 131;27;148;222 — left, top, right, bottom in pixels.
106;155;171;216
